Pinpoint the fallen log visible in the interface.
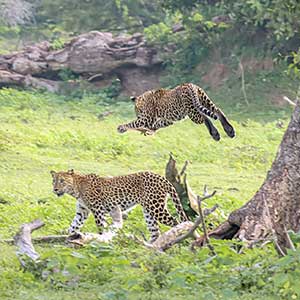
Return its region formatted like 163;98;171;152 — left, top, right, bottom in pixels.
193;102;300;255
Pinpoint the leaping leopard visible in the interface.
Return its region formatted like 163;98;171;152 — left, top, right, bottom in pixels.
117;83;235;141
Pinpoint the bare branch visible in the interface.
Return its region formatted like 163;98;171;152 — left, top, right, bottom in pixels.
4;234;68;245
283;96;296;107
283;225;296;252
203;204;219;216
160;190;217;251
14;219;44;266
179;160;189;177
197;195;216;256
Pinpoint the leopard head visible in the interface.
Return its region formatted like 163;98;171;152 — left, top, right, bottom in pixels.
132;90;163;114
50;169;77;197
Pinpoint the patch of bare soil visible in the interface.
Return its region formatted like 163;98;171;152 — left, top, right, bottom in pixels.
269;91;288;107
201;63;231;89
238;57;274;74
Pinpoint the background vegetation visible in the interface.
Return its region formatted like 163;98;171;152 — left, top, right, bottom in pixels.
1;0;300;299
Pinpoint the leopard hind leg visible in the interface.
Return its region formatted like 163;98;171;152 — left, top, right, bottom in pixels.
195;85;235;138
188;109;220;141
143;208;160;242
147;198;178;227
217;111;235;138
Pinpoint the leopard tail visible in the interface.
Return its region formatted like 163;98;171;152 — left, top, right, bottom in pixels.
190;84;218;120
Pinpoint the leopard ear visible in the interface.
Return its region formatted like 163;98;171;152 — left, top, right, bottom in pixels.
130;96;136;102
68;169;74;174
50;170;56;177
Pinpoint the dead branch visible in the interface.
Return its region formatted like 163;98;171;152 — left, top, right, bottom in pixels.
10;217;120;267
165;154;198;217
196;194;216;255
283;96;296;107
14;219;45;266
283;225;296;252
4;234;68;245
153;189;217;251
179;160;189;177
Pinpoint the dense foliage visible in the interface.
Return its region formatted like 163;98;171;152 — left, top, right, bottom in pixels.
1;0;300;73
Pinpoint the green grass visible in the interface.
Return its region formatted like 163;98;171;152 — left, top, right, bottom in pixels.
0;80;299;300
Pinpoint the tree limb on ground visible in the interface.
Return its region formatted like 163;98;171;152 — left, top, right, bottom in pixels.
132;190;218;252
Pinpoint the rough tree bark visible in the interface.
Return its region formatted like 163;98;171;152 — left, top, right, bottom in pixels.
0;31;162;94
193;103;300;254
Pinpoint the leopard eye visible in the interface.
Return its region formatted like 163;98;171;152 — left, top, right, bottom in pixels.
59;178;65;183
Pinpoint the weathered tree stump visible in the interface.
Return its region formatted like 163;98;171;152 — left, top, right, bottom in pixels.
165;154;198;218
193;103;300;254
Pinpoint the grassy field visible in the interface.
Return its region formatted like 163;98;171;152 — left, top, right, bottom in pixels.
0;72;300;299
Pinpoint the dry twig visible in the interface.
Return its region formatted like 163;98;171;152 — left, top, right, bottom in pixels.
179;160;189;177
283;96;296;107
159;189;217;251
196;193;217;256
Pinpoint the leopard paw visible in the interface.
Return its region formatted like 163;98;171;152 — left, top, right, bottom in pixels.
67;232;83;241
117;125;127;133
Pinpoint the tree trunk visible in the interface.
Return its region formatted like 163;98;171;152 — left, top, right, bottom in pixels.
193;103;300;254
0;31;162;95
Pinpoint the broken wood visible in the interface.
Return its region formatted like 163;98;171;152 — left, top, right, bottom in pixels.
132;189;218;252
160;190;217;252
14;219;45;266
196;192;217;255
165;153;198;218
10;217;121;267
193;102;300;255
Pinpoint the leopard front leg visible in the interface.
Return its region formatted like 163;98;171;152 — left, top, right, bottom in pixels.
68;202;90;236
109;206;123;230
117;116;148;133
90;207;106;234
151;118;174;131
